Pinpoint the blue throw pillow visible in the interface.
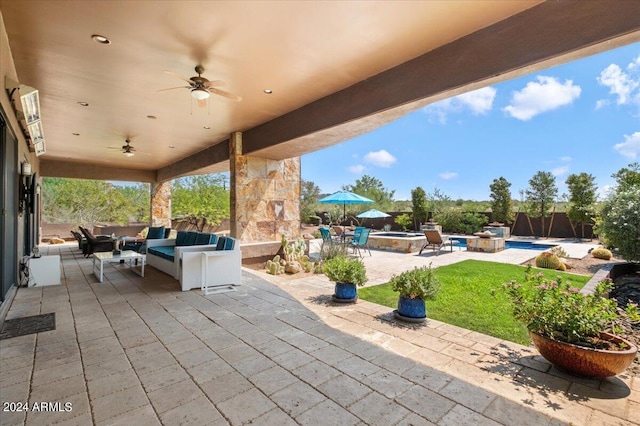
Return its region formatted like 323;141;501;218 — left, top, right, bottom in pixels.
195;232;212;245
216;236;227;250
224;237;235;250
147;226;165;240
184;231;198;246
175;231;188;246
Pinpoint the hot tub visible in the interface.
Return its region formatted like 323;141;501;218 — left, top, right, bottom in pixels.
367;232;426;253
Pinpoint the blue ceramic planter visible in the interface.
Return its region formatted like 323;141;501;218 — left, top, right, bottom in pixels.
334;282;357;300
397;295;426;319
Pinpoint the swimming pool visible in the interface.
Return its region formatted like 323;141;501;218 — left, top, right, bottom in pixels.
451;238;556;251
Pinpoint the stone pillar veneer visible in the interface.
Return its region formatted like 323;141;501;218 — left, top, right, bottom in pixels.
230;132;300;242
150;181;172;228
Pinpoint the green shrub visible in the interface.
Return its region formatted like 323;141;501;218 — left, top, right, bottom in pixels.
591;247;612;260
394;214;412;232
323;255;368;286
390;264;440;300
503;267;631;346
598;187;640;262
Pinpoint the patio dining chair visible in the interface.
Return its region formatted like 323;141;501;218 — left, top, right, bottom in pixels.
350;227;371;257
319;227;334;252
419;229;454;256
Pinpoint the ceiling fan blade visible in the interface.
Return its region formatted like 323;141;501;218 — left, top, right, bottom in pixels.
208;87;242;102
203;80;225;88
107;147;121;150
157;86;191;92
197;99;207;108
164;70;193;83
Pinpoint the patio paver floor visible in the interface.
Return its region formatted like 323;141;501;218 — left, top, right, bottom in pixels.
0;242;636;426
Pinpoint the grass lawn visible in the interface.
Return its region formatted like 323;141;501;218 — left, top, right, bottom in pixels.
358;259;591;345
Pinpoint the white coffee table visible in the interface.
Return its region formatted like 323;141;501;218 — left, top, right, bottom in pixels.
93;250;145;283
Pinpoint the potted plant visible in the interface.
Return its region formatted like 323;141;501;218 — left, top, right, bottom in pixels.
504;266;639;377
323;255;367;303
390;263;440;322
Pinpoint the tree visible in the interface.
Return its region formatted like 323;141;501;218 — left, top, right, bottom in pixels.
489;177;514;224
300;179;321;223
342;175;395;213
525;171;558;237
565;173;597;239
172;174;229;231
42;177;141;226
411;186;428;230
427;187;451;218
611;162;640;192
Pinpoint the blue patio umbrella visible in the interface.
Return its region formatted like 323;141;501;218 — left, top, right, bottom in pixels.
357;208;391;228
318;190;373;222
356;209;391;219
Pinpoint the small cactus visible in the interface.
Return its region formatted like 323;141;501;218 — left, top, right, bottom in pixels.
591;248;612;260
535;252;562;270
266;255;285;275
548;246;568;259
557;262;567;271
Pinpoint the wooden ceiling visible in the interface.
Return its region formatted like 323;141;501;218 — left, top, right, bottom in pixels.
2;1;640;182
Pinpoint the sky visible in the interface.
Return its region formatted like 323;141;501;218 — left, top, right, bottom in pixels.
301;42;640;202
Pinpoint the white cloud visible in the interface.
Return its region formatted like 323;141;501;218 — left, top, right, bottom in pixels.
597;64;640;105
364;150;396;168
439;172;458;180
456;87;497;115
424;86;496;123
347;164;365;174
595;99;610;110
559;156;572;162
551;165;569;176
614;131;640;158
503;76;581;120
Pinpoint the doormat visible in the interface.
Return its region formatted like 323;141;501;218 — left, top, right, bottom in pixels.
0;313;56;340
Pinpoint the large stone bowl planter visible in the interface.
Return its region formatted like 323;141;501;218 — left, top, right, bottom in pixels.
332;282;358;303
393;296;426;323
530;331;637;378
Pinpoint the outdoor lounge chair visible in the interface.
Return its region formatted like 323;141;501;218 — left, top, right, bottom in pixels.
419;229;454;256
70;230;87;252
79;226;114;257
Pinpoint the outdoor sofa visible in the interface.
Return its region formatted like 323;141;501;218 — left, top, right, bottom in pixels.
146;230;241;291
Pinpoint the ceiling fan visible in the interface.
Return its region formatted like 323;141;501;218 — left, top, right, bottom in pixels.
108;139;136;157
159;65;242;104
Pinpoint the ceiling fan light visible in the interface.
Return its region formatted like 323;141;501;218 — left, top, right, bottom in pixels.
123;151;135;157
191;88;210;100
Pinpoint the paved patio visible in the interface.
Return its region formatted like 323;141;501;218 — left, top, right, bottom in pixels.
0;242;637;425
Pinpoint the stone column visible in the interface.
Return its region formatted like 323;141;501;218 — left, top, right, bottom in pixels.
230;132;300;243
150;181;172;228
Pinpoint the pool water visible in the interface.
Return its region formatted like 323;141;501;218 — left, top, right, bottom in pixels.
452;239;556;251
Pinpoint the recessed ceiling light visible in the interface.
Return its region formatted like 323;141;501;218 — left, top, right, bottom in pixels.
264;89;273;94
203;126;211;130
146;115;157;119
91;34;111;45
168;146;175;149
72;133;80;136
77;102;89;107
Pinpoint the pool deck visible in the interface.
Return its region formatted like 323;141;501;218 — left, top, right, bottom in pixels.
2;239;637;426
